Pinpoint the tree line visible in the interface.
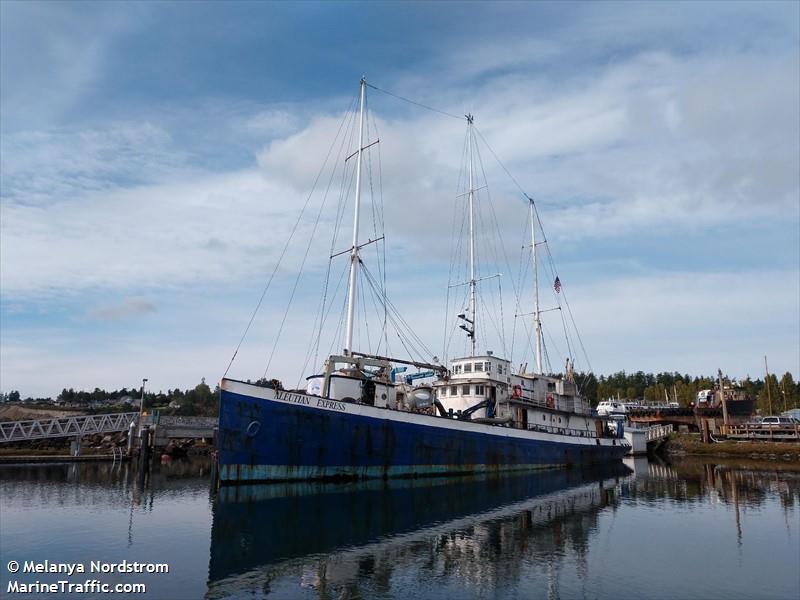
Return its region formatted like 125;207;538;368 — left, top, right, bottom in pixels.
0;380;219;417
575;371;799;414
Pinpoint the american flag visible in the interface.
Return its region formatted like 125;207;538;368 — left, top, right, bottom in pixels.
554;276;561;293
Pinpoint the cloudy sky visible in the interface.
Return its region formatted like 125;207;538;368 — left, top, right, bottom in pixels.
1;1;798;398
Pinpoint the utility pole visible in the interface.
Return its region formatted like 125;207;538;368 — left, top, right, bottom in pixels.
718;369;729;429
764;356;773;415
780;377;788;412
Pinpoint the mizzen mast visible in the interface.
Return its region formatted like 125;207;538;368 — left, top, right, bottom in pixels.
344;77;367;355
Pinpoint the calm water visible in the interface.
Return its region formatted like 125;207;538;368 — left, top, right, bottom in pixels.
1;457;799;600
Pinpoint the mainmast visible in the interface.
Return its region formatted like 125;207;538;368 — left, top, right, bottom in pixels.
467;115;477;357
529;198;542;374
344;78;367;355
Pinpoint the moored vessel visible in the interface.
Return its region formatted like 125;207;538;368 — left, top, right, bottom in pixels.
217;78;630;484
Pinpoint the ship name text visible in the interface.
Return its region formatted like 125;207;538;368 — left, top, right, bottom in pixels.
275;391;347;412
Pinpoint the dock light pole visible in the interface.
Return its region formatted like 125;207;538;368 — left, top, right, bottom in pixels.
139;378;148;421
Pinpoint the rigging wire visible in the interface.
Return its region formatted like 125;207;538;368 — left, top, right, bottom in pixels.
365;83;465;121
443;128;471;363
473;124;594;376
298;260;349;386
222;92;358;379
361;261;437;362
234;80;593;386
368;107;389;354
301;97;361;375
358;267;371;354
309;107;360;372
262;142;343;378
472;135;511;357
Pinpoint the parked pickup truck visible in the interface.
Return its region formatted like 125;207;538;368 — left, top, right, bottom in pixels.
759;416;799;428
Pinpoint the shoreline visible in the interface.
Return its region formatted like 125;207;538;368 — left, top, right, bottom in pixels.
662;433;800;462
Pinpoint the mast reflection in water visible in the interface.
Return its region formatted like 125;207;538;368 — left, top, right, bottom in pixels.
207;465;630;599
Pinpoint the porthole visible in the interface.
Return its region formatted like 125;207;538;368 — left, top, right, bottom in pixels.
246;420;261;437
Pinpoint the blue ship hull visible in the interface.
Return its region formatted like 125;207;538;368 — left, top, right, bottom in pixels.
217;379;629;484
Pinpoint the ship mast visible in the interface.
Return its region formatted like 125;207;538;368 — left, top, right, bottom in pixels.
529;198;542;374
467;115;477;357
343;77;366;355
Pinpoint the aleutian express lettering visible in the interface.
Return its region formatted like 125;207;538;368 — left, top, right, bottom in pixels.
275;391;310;405
275;391;346;412
316;399;346;411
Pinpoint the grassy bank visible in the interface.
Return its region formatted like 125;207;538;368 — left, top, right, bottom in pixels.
663;432;800;461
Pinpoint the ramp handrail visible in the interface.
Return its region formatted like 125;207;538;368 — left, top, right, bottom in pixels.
0;412;139;443
646;424;673;442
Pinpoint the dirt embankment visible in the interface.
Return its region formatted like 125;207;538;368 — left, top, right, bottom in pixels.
0;405;87;422
663;433;800;462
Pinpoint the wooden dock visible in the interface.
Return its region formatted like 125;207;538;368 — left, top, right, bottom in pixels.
723;423;800;441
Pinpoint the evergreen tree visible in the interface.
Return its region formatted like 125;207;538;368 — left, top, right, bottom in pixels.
757;374;780;415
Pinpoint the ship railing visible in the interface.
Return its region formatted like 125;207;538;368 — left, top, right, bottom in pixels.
516;396;575;413
516;421;598;439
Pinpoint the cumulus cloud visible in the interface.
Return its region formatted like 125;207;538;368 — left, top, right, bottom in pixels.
1;2;797;397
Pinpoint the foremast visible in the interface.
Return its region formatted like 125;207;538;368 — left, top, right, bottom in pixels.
344;78;367;355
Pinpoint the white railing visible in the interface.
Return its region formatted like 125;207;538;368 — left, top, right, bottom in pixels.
0;412;138;443
645;424;673;442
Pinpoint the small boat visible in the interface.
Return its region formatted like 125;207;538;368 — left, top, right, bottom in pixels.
596;400;628;418
696;382;754;416
217;79;630;484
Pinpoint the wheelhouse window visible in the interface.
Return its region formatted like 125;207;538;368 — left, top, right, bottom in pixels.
464;363;473;373
475;362;484;372
462;385;471;395
497;364;504;375
450;386;457;396
485;362;491;372
453;364;462;374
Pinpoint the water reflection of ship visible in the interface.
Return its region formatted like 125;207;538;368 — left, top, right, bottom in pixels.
206;464;631;599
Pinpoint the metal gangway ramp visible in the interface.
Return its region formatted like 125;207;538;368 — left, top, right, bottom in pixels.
0;412;139;443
